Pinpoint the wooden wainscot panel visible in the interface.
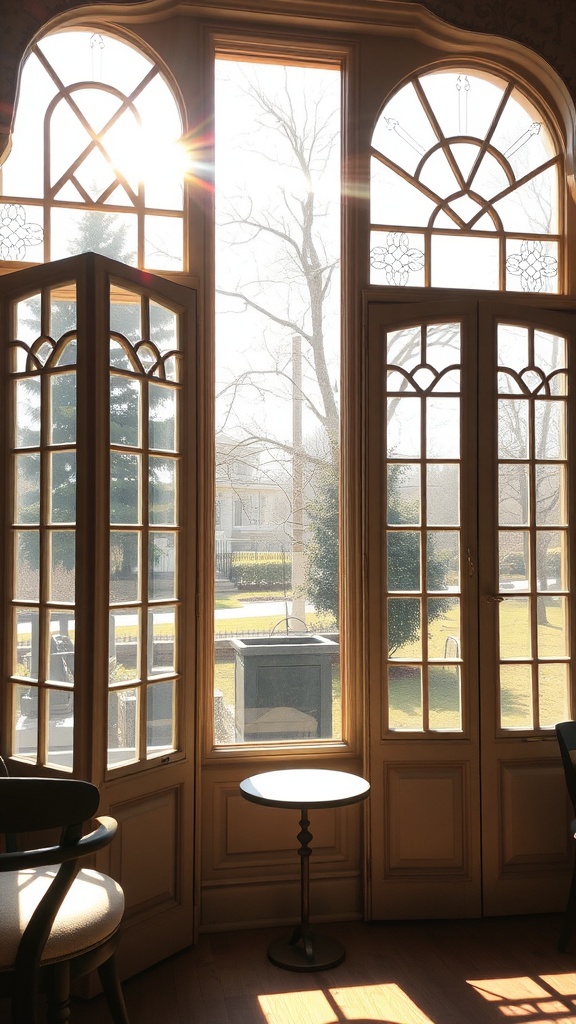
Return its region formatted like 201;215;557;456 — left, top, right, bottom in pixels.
386;762;469;876
499;760;568;871
200;778;364;931
109;786;180;915
208;780;347;873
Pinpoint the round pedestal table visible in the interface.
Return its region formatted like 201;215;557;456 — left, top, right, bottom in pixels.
239;767;370;972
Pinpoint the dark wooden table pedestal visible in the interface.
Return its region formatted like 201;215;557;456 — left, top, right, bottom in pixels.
240;768;370;972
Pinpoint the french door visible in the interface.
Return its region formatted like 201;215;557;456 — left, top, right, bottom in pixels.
367;295;576;919
0;253;197;976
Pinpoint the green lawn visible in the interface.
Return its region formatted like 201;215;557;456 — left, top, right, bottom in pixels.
214;595;568;739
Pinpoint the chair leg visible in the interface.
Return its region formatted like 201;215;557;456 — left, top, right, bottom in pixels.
45;962;71;1024
12;983;38;1024
560;856;576;952
98;955;130;1024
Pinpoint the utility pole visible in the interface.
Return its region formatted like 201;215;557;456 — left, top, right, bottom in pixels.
290;334;307;628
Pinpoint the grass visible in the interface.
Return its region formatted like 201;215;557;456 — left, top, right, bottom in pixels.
388;595;568;730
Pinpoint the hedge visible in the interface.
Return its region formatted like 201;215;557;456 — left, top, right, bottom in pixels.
229;552;291;588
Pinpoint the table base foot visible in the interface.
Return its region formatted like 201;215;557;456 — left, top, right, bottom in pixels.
267;931;345;972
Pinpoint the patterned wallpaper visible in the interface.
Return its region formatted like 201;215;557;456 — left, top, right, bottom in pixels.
1;0;575;145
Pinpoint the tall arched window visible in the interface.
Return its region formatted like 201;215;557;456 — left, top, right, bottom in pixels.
0;29;186;271
370;67;562;292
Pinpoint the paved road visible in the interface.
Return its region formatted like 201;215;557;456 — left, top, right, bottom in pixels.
215;600;315;620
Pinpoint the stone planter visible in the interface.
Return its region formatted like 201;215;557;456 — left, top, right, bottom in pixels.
231;634;338;742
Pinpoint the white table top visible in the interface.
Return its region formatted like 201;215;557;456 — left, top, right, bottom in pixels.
239;768;370;810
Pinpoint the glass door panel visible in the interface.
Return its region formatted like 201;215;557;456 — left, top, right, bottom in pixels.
107;283;182;768
385;320;463;733
9;282;77;770
495;322;570;730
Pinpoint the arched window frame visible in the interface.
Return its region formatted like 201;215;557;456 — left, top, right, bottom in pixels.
369;62;566;294
0;27;188;274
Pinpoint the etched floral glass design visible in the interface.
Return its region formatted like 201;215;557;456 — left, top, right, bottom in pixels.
371;70;561;292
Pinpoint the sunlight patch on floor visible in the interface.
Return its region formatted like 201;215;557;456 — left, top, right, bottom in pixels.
467;973;576;1021
258;983;436;1023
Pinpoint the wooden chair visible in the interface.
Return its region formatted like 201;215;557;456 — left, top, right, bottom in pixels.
555;721;576;952
0;776;129;1023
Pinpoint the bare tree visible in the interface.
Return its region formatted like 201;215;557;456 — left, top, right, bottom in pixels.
215;62;341;622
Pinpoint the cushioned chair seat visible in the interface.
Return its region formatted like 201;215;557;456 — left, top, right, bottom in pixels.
0;867;125;969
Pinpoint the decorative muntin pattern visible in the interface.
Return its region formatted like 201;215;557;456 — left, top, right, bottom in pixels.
370;70;561;292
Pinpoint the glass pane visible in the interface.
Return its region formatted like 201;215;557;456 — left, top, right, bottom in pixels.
50;451;76;522
535;464;566;525
52;208;137;263
371;159;436;227
148;606;175;675
498;324;529;373
110;452;140;524
388;665;422;731
505;238;558;293
15;378;40;447
15;608;38;680
535;400;565;459
370;230;425;287
429;666;461;730
54;338;77;366
149;533;176;600
387;326;421;370
426;398;459;458
49;531;75;603
15;299;41;357
428;597;460;658
539;663;569;729
146;680;175;756
500;597;531;659
108;687;138;767
110;293;141;341
499;531;529;591
428;531;459;592
427;464;459;525
215;59;340;745
149;384;176;451
431;235;499;289
110;377;140;447
109;609;140;683
426;322;461;370
150;302;178;351
499;463;530;525
537;596;567;656
536;530;566;591
387;464;420;525
149;456;176;525
50;284;77;338
144;215;183;271
50;372;76;444
387;532;420;592
15;452;40;523
534;330;567;384
498;399;529;458
48;612;75;684
387;396;420;458
500;664;533;729
110;532;140;603
388;597;421;658
15;531;39;601
46;688;74;770
14;682;38;761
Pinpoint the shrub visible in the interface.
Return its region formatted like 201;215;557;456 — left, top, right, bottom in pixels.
229;552;291;589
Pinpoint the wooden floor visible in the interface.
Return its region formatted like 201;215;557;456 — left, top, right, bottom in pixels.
62;914;576;1024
